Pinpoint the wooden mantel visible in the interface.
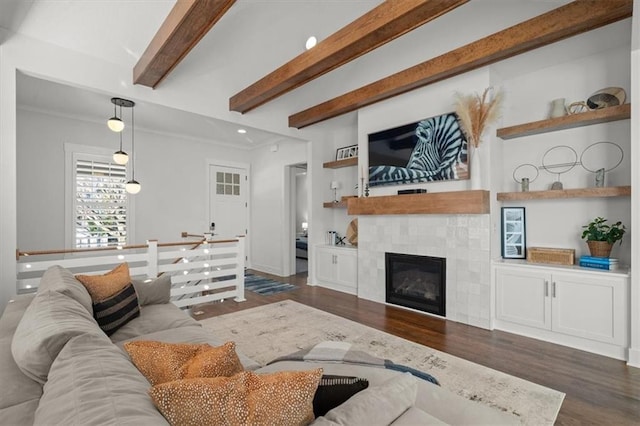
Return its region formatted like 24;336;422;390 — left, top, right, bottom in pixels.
347;190;490;215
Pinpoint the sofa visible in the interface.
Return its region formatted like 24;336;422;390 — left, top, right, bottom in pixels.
0;265;517;425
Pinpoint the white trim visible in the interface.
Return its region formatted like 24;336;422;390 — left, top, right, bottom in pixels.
64;143;135;249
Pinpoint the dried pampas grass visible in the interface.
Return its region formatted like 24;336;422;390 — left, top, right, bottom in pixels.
454;87;504;148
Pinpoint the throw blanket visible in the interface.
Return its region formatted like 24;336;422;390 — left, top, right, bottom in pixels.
268;341;439;385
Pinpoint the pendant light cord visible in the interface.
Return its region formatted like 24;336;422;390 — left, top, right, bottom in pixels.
131;105;135;179
118;105;123;151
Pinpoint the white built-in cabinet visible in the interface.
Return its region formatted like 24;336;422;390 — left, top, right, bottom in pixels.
315;245;357;295
493;261;629;360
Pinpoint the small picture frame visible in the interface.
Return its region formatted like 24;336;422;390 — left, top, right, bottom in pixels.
336;144;358;161
501;207;526;259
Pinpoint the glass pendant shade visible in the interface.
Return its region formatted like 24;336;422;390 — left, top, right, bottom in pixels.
125;180;141;194
107;116;124;132
113;150;129;165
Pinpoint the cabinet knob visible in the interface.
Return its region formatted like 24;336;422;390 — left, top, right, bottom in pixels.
552;282;556;298
544;281;549;297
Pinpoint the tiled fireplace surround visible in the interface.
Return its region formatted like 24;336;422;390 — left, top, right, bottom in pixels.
357;214;492;329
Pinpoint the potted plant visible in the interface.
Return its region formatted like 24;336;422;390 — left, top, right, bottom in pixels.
581;216;626;258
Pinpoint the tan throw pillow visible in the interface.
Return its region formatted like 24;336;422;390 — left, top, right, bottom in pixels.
124;340;243;386
149;369;323;426
76;263;131;302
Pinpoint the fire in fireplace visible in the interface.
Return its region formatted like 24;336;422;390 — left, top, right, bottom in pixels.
385;252;445;317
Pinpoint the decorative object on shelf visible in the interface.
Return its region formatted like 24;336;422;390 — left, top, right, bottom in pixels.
330;181;340;203
346;219;358;246
548;98;567;118
455;87;504;190
579;141;623;188
364;183;369;197
326;231;337;245
586;87;626;110
581;216;625;258
512;163;539;192
336;145;358;160
567;101;589;115
368;112;469;188
541;145;577;190
579;255;619;270
501;207;526;259
527;247;575;266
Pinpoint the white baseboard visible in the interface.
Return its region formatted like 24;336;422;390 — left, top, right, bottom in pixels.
249;263;283;277
627;348;640;368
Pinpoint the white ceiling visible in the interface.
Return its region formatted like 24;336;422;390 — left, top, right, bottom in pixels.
16;72;297;149
2;0;629;149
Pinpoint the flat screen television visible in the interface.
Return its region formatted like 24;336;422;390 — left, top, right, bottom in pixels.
367;112;468;187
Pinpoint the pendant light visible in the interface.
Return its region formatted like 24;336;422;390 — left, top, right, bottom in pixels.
124;101;141;194
107;100;124;132
112;105;129;165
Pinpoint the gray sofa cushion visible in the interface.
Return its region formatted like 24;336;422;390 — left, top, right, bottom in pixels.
34;333;169;425
313;373;417;425
38;265;93;313
109;302;200;342
0;399;39;426
391;407;447;425
0;296;43;410
132;274;171;306
11;290;103;384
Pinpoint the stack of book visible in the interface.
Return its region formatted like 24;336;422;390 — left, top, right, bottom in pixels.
579;256;619;270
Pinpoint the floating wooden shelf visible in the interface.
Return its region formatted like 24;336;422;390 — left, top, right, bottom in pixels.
323;201;347;208
347;190;490;215
323;157;358;169
323;195;357;209
497;186;631;201
497;104;630;140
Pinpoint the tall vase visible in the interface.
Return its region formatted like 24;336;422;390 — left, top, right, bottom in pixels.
470;143;482;190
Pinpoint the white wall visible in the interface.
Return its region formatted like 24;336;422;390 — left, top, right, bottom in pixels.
249;141;306;276
16;108;248;250
295;169;307;233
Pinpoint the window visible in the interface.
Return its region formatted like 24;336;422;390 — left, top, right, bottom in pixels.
74;156;128;248
216;171;241;196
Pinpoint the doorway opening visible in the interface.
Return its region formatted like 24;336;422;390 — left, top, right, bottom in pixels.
290;164;308;276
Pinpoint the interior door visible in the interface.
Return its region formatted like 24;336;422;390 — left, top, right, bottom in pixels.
209;164;248;262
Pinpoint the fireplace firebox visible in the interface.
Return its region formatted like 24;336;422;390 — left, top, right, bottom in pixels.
385;252;445;316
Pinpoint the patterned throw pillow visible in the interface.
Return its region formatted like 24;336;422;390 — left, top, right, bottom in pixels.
92;283;140;336
76;263;131;302
149;369;323;426
123;340;243;386
76;263;139;335
313;375;369;417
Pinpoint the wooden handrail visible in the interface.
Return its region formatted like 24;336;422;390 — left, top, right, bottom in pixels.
16;238;239;259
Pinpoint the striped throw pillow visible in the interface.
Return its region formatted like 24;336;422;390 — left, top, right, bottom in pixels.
92;282;140;336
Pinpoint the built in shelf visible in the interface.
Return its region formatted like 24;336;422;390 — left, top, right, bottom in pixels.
496;104;630;140
323;157;358;169
323;201;347;208
497;186;631;201
347;190;490;215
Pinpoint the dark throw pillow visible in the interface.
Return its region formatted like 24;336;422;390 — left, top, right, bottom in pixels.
313;375;369;417
93;282;140;336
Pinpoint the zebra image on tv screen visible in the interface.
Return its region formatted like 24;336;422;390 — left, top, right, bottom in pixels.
368;112;468;187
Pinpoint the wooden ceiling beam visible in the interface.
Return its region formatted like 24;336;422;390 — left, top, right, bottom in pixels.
289;0;632;129
134;0;236;88
229;0;469;113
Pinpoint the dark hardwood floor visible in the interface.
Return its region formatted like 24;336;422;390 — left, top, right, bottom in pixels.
193;270;640;425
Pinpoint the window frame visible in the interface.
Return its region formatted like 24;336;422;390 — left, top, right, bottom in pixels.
64;143;135;249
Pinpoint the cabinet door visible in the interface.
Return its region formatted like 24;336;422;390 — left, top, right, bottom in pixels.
496;268;551;330
334;250;357;288
316;249;336;283
551;273;626;345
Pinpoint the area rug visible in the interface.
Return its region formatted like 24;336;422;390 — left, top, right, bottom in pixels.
244;273;298;295
200;300;564;425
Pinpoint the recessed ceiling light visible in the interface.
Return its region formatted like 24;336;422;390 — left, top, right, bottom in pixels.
305;36;317;50
237;128;247;134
